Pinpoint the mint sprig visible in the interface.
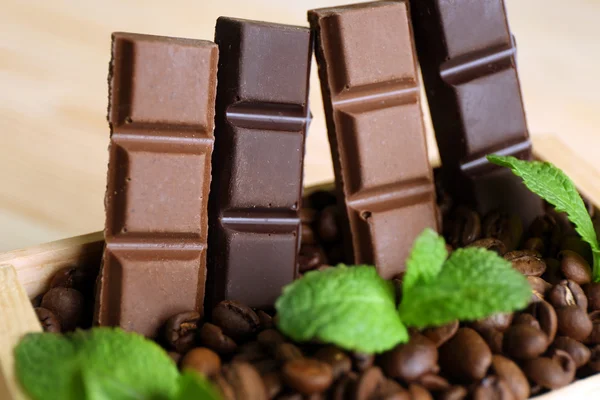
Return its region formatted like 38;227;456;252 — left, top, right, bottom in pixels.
15;328;221;400
174;371;221;400
488;154;600;281
277;230;531;352
398;247;531;328
402;228;447;291
275;265;408;353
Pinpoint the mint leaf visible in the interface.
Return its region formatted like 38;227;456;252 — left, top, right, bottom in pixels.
488;154;600;281
15;328;179;400
174;371;222;400
403;228;448;291
398;247;531;328
275;265;408;353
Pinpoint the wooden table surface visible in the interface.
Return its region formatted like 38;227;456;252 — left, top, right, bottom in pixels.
1;0;599;252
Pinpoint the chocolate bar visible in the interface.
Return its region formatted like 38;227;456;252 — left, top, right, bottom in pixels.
95;33;218;337
410;0;543;223
206;18;312;309
309;1;438;279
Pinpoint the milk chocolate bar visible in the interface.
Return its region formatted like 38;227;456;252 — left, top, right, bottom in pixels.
410;0;543;223
206;18;311;309
309;1;438;279
95;33;218;337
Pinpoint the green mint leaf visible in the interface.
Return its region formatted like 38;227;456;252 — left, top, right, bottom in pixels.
398;247;531;328
403;228;448;291
488;154;600;281
173;371;222;400
15;328;179;400
275;265;408;353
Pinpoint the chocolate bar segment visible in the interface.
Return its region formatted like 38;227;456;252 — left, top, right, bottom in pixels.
309;1;438;279
96;33;218;337
410;0;543;223
206;18;311;309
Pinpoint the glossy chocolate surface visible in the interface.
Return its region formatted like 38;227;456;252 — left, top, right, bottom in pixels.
410;0;543;223
206;18;311;310
96;32;218;337
309;1;438;279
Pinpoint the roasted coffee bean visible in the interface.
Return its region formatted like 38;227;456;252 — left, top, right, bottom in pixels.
447;207;481;247
471;376;514;400
331;371;358;400
262;372;282;399
274;392;303;400
552;336;591;368
314;346;351;380
298;245;328;273
34;307;61;333
257;310;274;330
367;379;408;400
490;355;529;400
40;287;84;331
306;190;336;211
584;282;600;311
482;210;522;251
163;311;200;353
560;236;593;264
214;373;236;400
521;349;576;389
352;352;375;372
212;300;260;341
49;266;88;291
527;276;552;299
407;384;432;400
223;362;267;400
31;293;44;308
415;373;450;391
317;206;340;243
326;245;344;266
503;325;548;359
467;238;507;256
276;343;303;362
586;310;600;345
301;223;316;245
470;313;513;333
439;328;491;382
380;333;437;382
547;280;588;309
353;366;385;400
282;358;333;395
181;347;221;377
542;257;563;285
528;301;558;342
588;345;600;372
300;208;317;224
422;320;459;347
479;328;504;354
437;386;467;400
523;237;545;255
504;251;546;277
512;313;541;330
529;214;559;240
555;305;593;341
560;250;592;285
257;329;286;353
232;342;269;363
199;323;237;355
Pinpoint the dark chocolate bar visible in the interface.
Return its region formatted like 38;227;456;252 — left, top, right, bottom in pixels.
410;0;543;223
309;1;438;279
206;18;312;309
96;33;218;337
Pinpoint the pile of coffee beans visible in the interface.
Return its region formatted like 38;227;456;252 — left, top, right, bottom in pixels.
31;185;600;399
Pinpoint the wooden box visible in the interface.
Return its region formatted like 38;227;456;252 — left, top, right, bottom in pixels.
1;136;599;399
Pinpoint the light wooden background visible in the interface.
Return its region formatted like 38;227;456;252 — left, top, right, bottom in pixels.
1;0;599;252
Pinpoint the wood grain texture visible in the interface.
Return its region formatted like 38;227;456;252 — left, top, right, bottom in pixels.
0;265;41;400
0;0;599;253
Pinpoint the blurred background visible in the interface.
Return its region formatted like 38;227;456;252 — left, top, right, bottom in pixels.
1;0;599;251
